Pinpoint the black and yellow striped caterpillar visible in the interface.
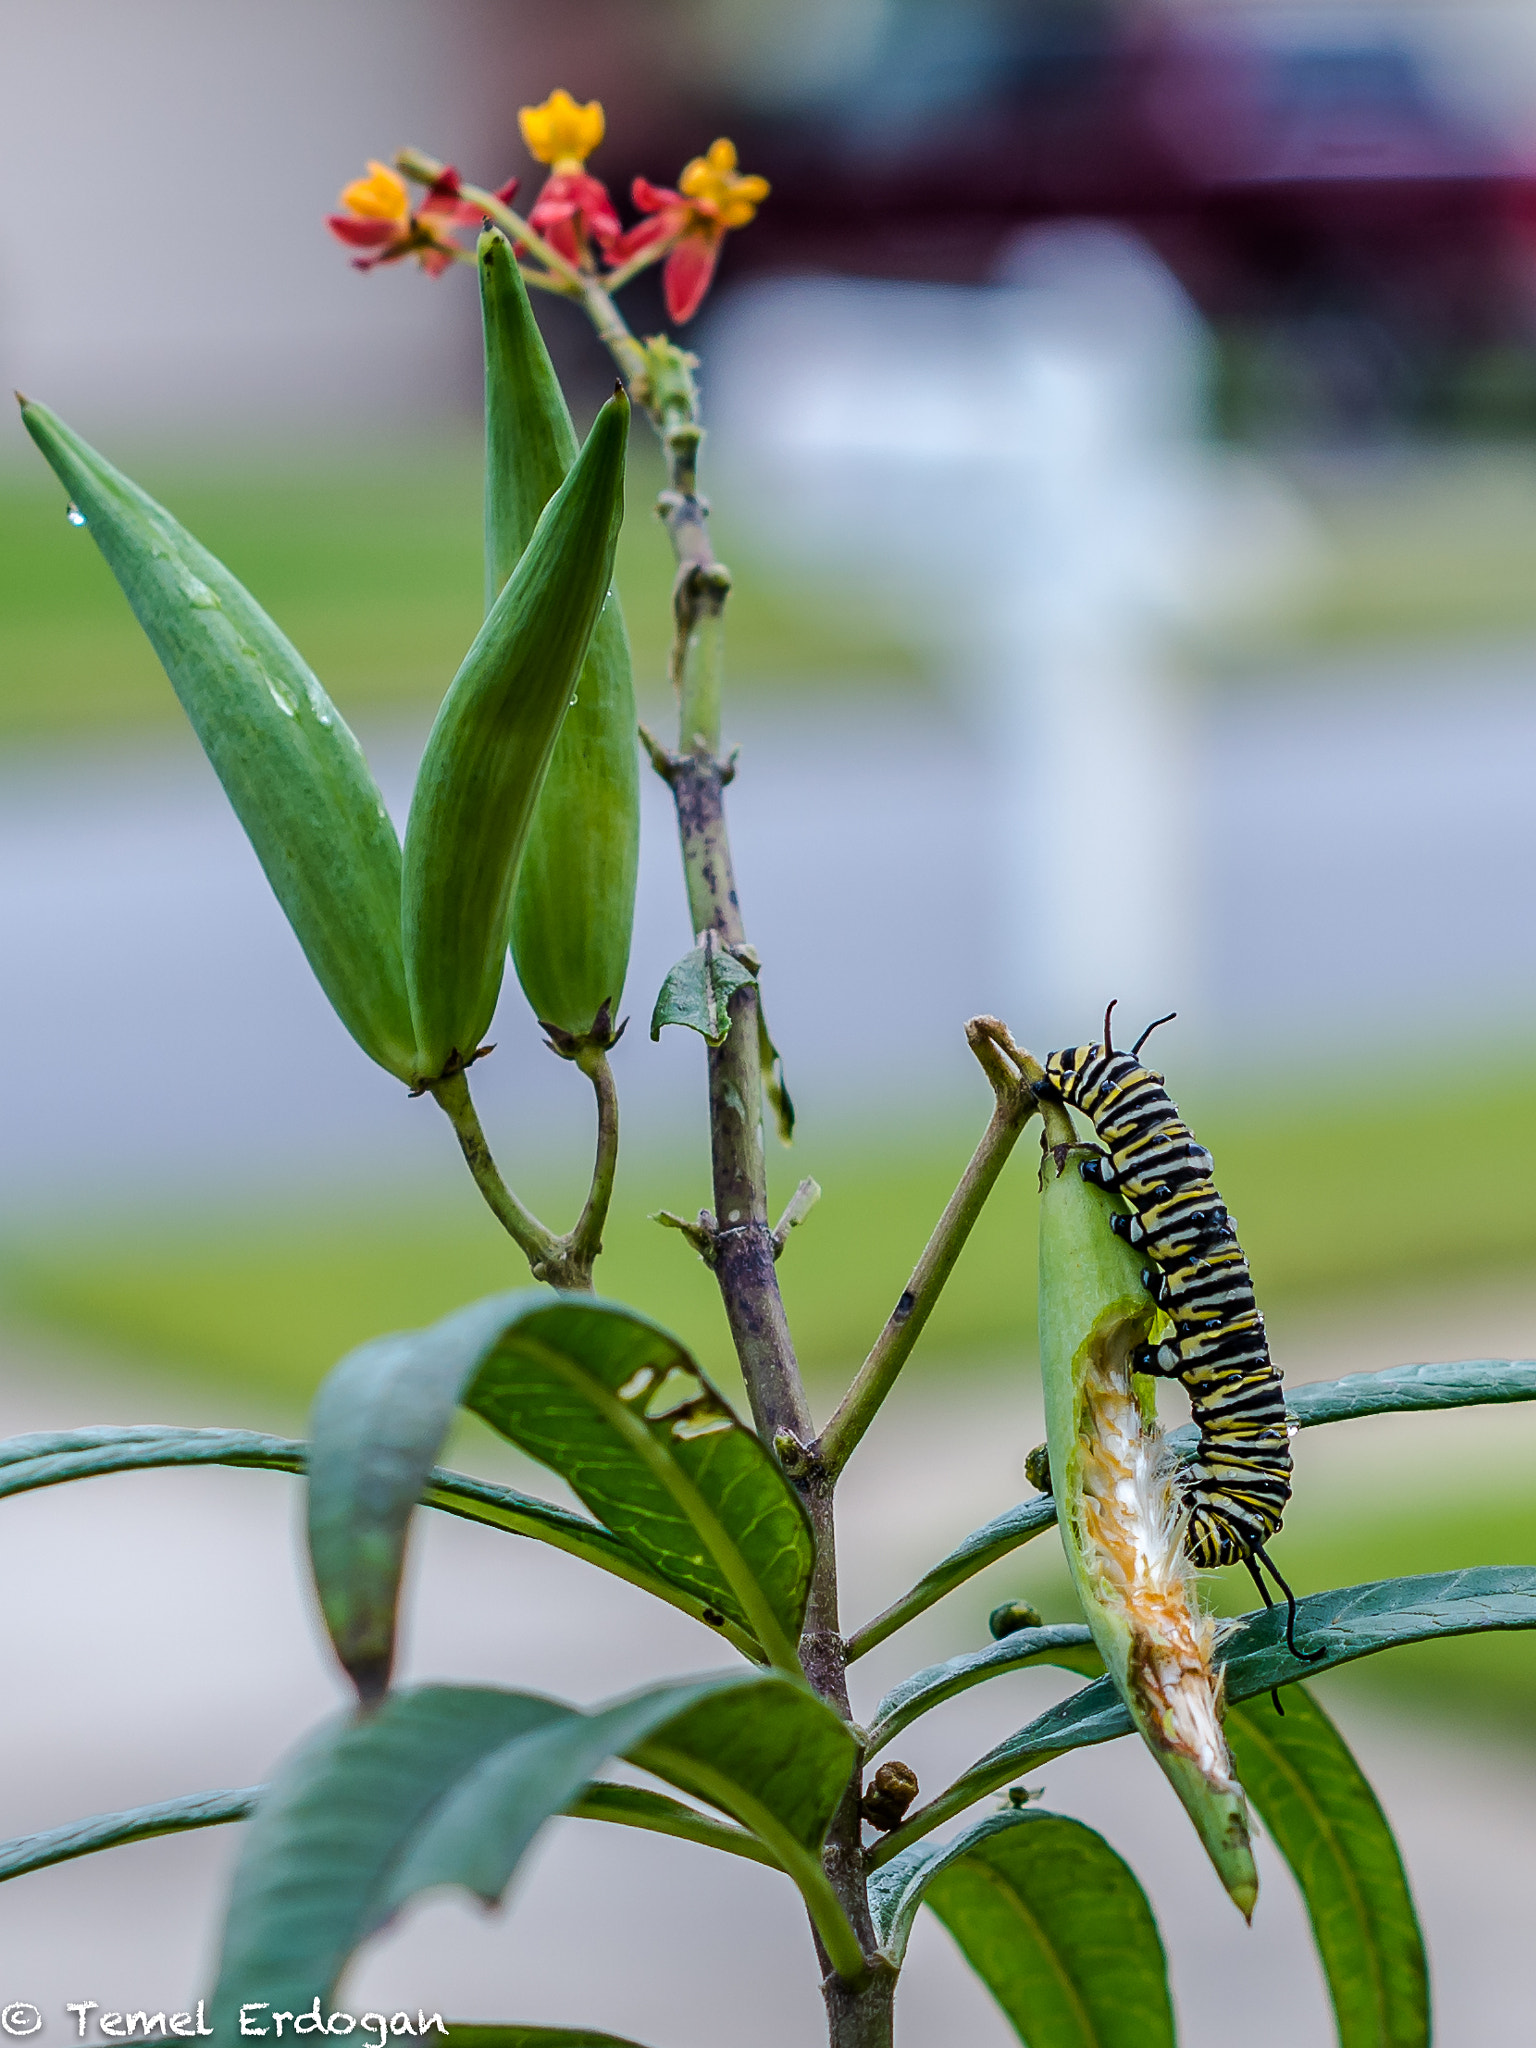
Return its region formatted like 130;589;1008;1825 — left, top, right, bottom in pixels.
1037;1004;1320;1660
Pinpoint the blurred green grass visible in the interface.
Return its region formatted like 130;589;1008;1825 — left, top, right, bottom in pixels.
6;1055;1536;1413
0;434;922;738
4;1061;1534;1736
9;437;1536;737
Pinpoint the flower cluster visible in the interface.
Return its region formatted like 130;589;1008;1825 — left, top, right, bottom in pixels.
326;161;516;277
326;90;768;324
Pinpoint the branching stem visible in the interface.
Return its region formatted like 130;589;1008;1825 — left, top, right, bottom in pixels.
431;1057;619;1294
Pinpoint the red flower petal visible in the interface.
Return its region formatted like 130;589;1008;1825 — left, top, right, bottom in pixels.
664;227;723;323
531;212;581;263
609;213;678;264
631;176;682;214
327;214;398;248
421;191;481;226
493;176;520;205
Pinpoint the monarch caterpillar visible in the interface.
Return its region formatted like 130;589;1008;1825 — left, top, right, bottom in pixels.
1037;1003;1322;1666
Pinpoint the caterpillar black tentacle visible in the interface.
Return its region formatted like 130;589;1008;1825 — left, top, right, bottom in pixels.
1043;1032;1296;1591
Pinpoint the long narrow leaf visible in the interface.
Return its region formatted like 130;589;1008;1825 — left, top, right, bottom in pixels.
0;1425;757;1657
870;1811;1174;2045
850;1357;1536;1661
871;1567;1536;1866
569;1782;776;1868
0;1788;259;1884
0;1779;770;1890
210;1674;861;2021
846;1499;1058;1663
20;401;416;1081
865;1626;1100;1756
307;1292;812;1695
1227;1688;1428;2048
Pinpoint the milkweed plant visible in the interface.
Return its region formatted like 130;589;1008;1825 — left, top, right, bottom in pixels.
8;87;1536;2048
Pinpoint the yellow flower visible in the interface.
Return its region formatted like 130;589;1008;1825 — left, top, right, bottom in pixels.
338;160;410;225
677;138;769;230
519;89;606;171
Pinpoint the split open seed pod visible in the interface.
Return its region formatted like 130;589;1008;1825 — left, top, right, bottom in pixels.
1037;1127;1258;1919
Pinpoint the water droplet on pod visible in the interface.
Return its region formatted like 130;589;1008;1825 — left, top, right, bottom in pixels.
65;503;86;527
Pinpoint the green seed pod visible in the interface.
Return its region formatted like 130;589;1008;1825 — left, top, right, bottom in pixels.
401;383;629;1084
479;228;640;1048
1038;1130;1259;1920
19;398;416;1083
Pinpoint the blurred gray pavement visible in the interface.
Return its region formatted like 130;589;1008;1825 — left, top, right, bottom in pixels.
0;1276;1534;2042
6;640;1536;1215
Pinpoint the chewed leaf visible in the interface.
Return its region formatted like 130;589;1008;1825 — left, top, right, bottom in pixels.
307;1292;814;1695
650;934;756;1045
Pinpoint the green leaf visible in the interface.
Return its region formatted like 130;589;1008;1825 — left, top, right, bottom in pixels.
1287;1356;1536;1426
18;400;416;1081
649;934;757;1046
0;1777;772;1892
210;1687;570;2027
401;388;628;1083
852;1356;1536;1663
865;1626;1101;1756
870;1811;1174;2046
0;1424;757;1657
0;1788;258;1884
846;1498;1058;1662
307;1292;813;1694
871;1567;1536;1866
477;231;640;1043
384;1671;861;1974
569;1781;776;1868
1227;1688;1428;2048
210;1675;862;2021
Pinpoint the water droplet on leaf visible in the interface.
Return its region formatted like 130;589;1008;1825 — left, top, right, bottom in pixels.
65;503;86;527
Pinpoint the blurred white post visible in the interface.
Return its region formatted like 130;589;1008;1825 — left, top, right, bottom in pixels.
702;226;1308;1046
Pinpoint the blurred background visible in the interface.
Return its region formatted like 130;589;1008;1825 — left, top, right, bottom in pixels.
3;0;1536;2041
